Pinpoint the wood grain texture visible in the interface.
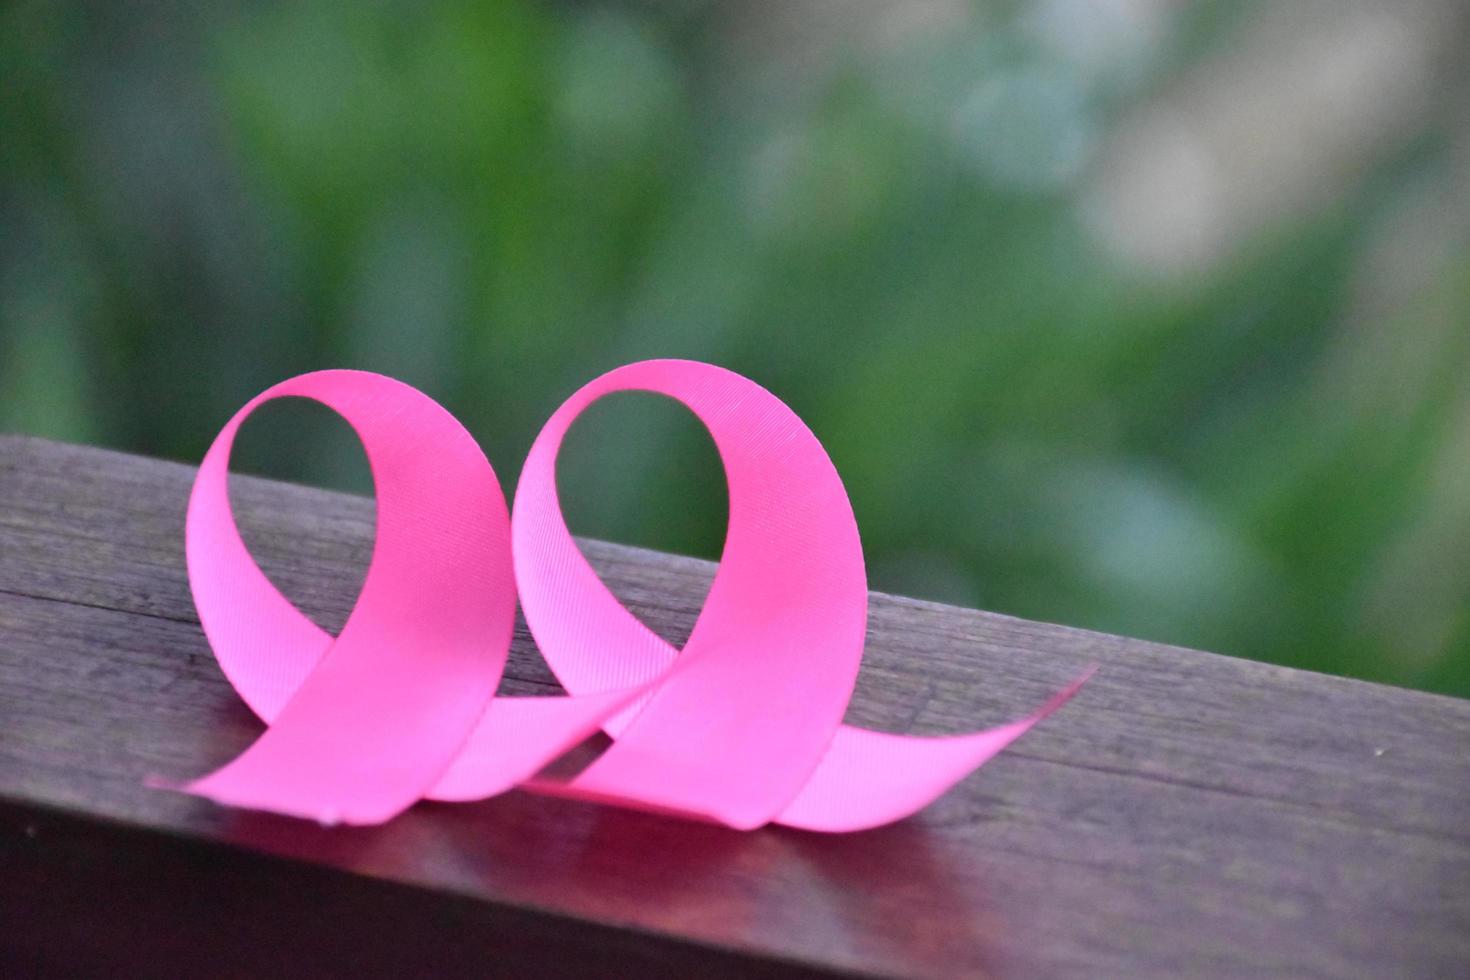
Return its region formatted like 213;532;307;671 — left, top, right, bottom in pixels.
1;433;1468;978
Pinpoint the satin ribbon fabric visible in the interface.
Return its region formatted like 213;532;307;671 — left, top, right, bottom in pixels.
172;360;1086;831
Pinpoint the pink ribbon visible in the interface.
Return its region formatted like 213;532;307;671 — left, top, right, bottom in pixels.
173;360;1086;831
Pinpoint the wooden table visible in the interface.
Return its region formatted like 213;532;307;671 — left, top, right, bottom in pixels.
2;434;1467;977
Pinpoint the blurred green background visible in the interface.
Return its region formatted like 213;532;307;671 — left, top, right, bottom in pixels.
4;0;1469;696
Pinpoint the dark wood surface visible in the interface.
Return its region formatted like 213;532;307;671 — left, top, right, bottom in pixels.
2;433;1468;978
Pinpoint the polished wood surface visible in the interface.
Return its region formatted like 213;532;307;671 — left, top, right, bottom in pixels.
2;434;1468;977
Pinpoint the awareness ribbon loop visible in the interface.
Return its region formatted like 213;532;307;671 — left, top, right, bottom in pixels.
176;360;1085;831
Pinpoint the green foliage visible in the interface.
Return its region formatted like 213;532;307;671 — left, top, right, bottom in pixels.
3;0;1467;696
